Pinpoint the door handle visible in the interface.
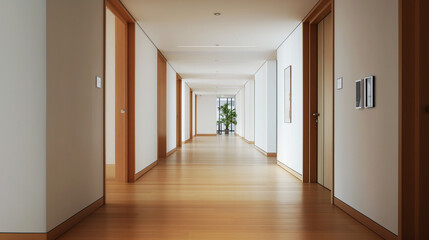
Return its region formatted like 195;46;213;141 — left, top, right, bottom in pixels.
312;113;320;117
121;108;125;114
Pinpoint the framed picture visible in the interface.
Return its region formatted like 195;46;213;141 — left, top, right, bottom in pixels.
284;66;292;123
355;79;362;109
364;76;375;108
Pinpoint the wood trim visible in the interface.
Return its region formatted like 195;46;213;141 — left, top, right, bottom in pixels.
46;197;104;240
176;75;182;148
106;0;136;183
166;148;177;157
254;145;277;157
127;22;135;182
190;89;193;139
182;138;192;144
277;161;303;181
302;0;333;186
334;197;397;240
0;234;46;240
399;0;428;238
196;134;217;136
195;94;198;135
157;51;167;159
135;160;158;181
103;0;106;204
106;0;134;23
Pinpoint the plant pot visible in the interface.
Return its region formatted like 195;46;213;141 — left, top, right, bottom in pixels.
217;130;222;135
225;129;230;134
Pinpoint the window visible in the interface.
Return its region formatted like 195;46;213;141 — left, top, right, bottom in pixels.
217;97;235;133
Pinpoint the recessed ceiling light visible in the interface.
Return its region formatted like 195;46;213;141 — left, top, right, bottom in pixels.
214;12;221;16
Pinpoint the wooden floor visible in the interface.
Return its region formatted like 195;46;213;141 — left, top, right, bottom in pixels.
59;136;381;240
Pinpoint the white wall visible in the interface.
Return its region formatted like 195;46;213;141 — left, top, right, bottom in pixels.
244;80;255;142
46;0;104;231
134;24;158;173
255;61;277;153
276;24;303;174
0;0;47;232
166;64;177;152
196;95;217;134
235;88;245;137
182;83;191;141
334;0;398;234
105;8;115;165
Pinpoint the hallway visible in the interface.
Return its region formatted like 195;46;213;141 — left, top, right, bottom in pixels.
59;136;380;240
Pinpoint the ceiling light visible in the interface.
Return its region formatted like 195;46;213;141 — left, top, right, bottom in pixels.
214;12;221;16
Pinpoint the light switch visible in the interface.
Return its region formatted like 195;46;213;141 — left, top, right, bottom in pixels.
337;77;343;90
96;76;102;89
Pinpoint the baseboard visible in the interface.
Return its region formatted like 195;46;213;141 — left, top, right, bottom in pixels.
333;197;398;240
0;197;104;240
166;148;177;157
182;138;192;144
135;160;158;181
47;197;104;240
196;134;217;136
0;233;46;240
243;138;255;144
254;145;277;157
277;161;303;181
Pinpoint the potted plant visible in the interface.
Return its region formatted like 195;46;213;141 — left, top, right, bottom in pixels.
217;103;237;134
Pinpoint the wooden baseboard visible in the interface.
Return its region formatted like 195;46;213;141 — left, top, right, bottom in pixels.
196;134;217;136
254;145;277;157
333;197;398;240
47;197;104;240
243;138;255;144
166;148;177;157
182;138;192;144
135;160;158;181
0;197;104;240
277;161;303;181
0;233;46;240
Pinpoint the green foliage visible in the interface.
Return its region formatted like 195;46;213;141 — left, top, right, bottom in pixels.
217;103;237;130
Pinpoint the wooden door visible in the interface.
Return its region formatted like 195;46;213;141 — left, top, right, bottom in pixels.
316;13;333;190
115;16;128;182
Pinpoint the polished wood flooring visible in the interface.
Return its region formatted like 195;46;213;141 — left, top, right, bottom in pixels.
59;136;381;240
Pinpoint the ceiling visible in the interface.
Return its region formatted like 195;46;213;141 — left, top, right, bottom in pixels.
121;0;318;95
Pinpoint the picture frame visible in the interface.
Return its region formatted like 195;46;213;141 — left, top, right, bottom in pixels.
364;76;375;108
355;79;362;109
284;66;292;123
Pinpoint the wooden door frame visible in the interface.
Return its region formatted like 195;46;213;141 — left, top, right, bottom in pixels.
106;0;136;183
399;0;428;238
190;89;193;139
176;74;182;147
157;51;167;159
195;94;197;136
302;0;334;195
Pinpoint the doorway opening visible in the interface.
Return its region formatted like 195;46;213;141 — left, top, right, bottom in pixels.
302;0;334;200
105;0;135;183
